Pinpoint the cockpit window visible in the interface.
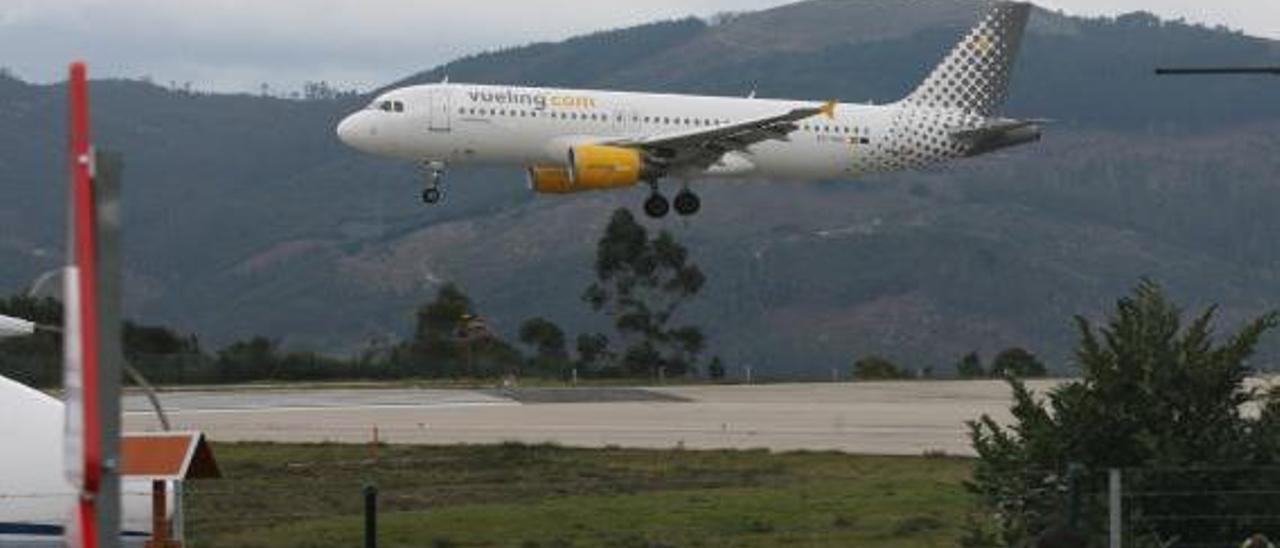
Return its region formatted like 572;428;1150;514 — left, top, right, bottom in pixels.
371;100;406;113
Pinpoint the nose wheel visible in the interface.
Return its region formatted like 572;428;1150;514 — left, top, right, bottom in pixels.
419;160;446;205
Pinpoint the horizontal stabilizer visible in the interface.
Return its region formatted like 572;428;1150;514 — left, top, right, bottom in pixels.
950;118;1048;141
952;118;1045;156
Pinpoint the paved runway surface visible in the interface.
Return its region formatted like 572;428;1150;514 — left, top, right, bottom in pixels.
123;378;1278;456
122;381;1072;456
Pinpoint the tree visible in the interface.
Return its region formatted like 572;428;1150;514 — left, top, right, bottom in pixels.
707;357;726;381
965;280;1280;547
519;317;569;376
852;355;910;380
955;351;987;379
124;322;205;384
988;347;1048;379
575;332;613;375
519;317;567;358
406;283;474;375
583;209;709;379
216;337;279;382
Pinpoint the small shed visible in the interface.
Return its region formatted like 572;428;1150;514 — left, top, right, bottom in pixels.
120;432;220;548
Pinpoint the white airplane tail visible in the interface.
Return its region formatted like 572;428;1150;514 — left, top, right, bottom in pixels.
903;1;1032;116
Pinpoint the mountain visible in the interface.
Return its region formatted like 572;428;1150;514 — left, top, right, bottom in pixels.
4;0;1280;376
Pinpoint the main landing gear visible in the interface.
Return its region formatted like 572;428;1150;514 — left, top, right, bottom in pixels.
420;160;446;205
643;181;701;219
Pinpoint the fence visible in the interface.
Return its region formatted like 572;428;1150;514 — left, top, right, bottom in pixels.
1112;466;1280;548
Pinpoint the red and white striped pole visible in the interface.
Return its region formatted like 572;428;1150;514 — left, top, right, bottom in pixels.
64;60;105;548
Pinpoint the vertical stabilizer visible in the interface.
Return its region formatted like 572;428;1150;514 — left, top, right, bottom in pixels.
904;2;1031;116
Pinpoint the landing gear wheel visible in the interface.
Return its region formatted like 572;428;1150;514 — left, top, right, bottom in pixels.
419;160;447;206
643;194;670;219
674;191;701;217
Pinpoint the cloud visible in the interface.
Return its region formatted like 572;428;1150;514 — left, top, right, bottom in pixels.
0;0;1276;94
0;0;794;92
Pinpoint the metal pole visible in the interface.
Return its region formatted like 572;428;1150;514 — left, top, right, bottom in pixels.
1109;468;1122;548
1067;462;1083;532
95;149;124;547
363;484;378;548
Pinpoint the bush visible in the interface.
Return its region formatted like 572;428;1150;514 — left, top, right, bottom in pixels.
965;280;1280;546
852;355;911;380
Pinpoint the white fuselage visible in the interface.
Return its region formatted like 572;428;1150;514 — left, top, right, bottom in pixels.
336;83;977;181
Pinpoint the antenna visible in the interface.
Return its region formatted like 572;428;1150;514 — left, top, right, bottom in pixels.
1155;67;1280;75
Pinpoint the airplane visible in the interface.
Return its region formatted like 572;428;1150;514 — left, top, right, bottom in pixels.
336;1;1041;219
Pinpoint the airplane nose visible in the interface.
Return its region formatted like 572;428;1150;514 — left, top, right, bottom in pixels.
336;113;361;147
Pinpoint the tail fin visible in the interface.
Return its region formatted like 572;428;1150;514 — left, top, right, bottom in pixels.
904;2;1031;116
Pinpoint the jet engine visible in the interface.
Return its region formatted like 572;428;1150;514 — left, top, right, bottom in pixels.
528;145;648;194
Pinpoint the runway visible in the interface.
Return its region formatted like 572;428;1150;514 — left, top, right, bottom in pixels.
121;380;1074;456
122;378;1279;456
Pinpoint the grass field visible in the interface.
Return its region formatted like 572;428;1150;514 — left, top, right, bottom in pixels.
187;443;976;547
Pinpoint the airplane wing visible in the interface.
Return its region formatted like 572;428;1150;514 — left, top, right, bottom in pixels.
611;100;837;174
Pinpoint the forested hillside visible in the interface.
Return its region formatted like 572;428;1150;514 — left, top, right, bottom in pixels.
3;0;1280;375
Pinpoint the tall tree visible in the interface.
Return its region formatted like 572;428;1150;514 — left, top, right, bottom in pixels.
583;209;708;378
965;280;1280;547
407;283;473;374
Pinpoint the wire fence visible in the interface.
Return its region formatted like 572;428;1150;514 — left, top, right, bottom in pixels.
1117;466;1280;548
8;458;1278;546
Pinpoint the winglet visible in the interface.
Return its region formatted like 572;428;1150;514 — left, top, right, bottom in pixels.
819;99;837;119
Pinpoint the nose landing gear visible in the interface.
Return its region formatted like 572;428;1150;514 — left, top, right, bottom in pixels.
420;160;446;205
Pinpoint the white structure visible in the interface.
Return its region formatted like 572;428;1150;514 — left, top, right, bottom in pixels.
0;375;154;544
0;314;35;339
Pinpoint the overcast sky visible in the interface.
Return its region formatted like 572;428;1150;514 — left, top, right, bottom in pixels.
1;0;1276;94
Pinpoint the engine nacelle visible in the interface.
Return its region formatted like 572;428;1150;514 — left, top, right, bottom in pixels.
527;145;646;194
527;165;576;194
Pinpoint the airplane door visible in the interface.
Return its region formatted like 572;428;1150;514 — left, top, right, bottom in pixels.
429;88;452;132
